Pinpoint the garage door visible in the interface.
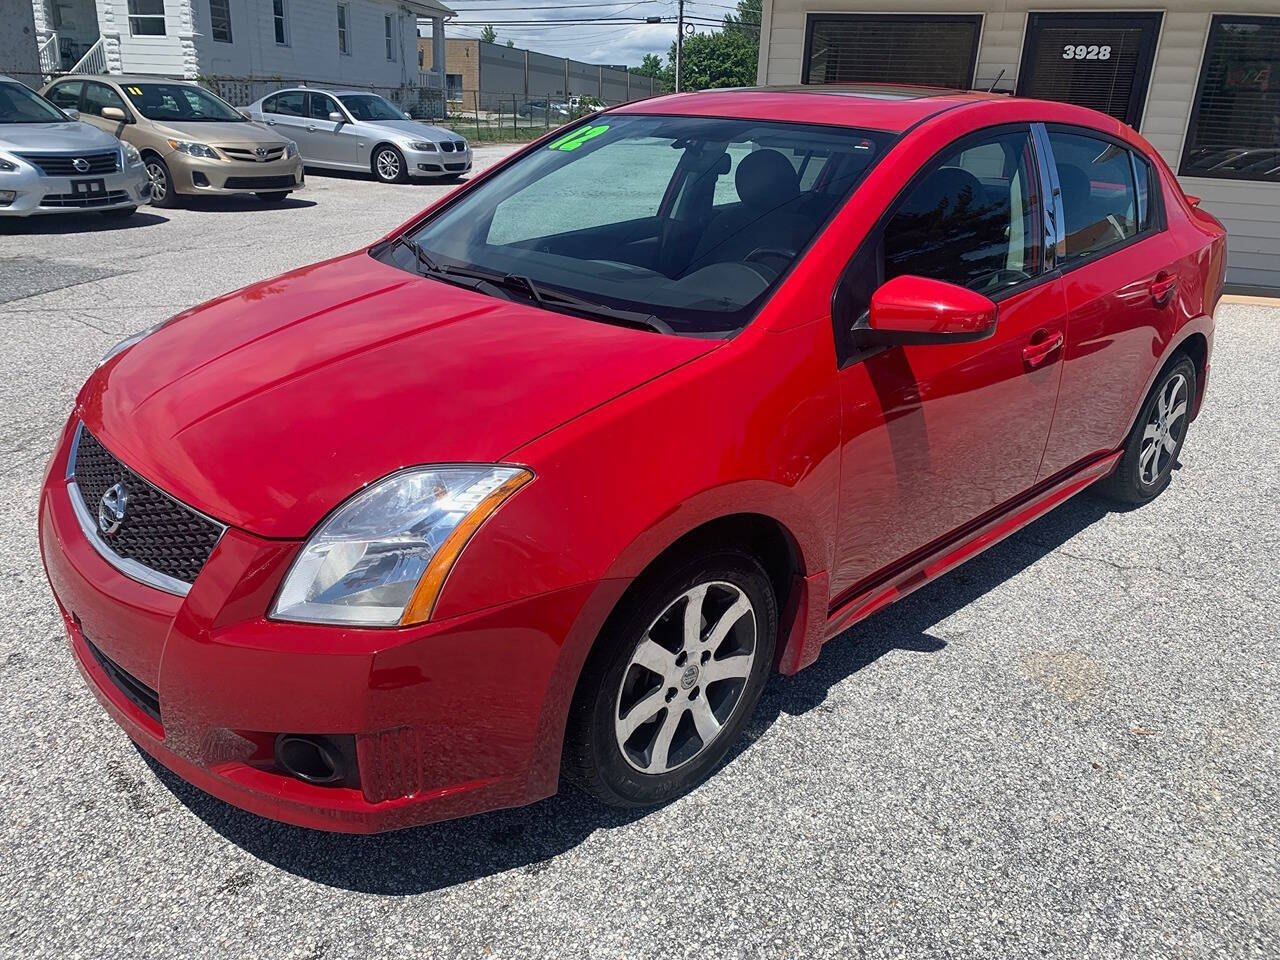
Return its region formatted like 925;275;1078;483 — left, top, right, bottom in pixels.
1016;12;1163;129
803;14;982;89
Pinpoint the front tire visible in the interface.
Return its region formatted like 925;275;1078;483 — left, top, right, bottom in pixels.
563;550;777;807
1096;355;1197;504
144;156;177;208
372;145;408;184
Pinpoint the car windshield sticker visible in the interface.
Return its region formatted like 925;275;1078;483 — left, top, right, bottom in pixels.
127;86;144;96
548;125;609;152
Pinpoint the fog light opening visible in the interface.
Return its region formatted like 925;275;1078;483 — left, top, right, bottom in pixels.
192;171;210;187
275;734;343;785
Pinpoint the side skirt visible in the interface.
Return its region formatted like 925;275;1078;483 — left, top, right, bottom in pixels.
822;450;1122;642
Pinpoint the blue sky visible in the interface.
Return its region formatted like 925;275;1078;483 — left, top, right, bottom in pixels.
430;0;737;67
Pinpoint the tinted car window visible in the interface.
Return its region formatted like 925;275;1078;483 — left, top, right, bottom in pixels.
0;81;68;122
127;83;243;122
308;93;339;120
266;91;305;117
1048;130;1138;262
46;81;83;111
82;82;127;118
883;128;1041;295
339;94;407;121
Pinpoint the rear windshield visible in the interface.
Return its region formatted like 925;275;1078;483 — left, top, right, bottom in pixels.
125;83;244;122
0;81;66;124
382;114;893;335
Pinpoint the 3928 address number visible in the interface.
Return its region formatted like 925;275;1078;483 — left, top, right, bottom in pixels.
1063;44;1112;60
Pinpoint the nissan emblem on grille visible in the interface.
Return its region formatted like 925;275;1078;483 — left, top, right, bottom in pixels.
72;157;90;173
98;483;127;535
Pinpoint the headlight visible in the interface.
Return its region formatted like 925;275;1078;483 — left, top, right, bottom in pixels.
408;140;437;152
271;465;532;626
122;142;142;165
98;318;167;368
166;139;218;159
284;140;298;158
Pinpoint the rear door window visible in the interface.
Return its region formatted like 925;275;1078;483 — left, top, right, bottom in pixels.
1047;129;1139;262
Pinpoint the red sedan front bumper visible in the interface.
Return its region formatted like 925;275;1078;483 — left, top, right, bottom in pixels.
38;418;625;833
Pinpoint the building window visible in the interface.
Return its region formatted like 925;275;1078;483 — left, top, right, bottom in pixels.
384;14;396;61
209;0;232;43
1180;15;1280;183
802;14;981;89
127;0;166;36
336;3;349;54
272;0;288;45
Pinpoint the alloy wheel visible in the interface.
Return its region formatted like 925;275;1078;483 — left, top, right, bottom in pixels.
376;149;401;181
614;581;757;774
145;161;167;203
1139;372;1189;485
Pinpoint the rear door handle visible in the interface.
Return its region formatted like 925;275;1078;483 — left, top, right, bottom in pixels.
264;118;277;125
1023;331;1064;368
1149;272;1179;305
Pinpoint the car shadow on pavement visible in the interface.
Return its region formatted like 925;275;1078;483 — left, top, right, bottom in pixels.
174;196;317;213
0;211;169;234
142;492;1114;894
303;167;466;185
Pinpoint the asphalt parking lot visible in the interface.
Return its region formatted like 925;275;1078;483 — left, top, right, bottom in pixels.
1;149;1277;959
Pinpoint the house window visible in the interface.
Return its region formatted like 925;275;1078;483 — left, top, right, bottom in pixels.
127;0;167;37
384;14;396;61
802;14;981;89
336;3;349;54
1180;15;1280;183
272;0;288;45
209;0;232;43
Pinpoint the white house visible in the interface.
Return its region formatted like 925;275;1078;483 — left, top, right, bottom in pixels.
31;0;454;98
754;0;1280;293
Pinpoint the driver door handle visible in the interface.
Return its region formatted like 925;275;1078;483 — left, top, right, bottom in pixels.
305;124;318;132
1023;331;1064;368
264;118;277;125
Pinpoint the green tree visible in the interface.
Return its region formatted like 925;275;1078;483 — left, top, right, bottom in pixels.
722;0;761;39
479;24;496;43
505;38;514;47
666;29;757;91
635;53;664;78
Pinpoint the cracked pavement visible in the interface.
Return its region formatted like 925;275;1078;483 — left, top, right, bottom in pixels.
1;151;1277;959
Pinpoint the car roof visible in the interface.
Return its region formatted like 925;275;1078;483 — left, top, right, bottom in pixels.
610;84;1011;134
261;87;381;98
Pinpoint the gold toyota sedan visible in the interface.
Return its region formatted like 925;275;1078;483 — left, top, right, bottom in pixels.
41;76;303;207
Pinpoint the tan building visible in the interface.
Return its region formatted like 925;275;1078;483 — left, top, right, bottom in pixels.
418;37;657;107
755;2;1280;292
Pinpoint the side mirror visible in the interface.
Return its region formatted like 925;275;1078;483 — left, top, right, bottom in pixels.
862;275;997;346
101;106;127;122
328;111;344;123
63;108;80;120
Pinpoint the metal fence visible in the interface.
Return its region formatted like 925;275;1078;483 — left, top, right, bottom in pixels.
435;90;654;142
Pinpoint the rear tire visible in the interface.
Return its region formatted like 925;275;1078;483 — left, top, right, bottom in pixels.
254;191;290;202
1095;355;1197;505
563;549;776;808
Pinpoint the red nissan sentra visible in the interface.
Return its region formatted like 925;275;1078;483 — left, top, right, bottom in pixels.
39;86;1225;833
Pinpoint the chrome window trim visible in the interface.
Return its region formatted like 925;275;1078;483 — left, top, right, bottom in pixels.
64;422;228;597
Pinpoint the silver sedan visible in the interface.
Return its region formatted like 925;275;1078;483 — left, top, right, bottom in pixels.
245;88;471;183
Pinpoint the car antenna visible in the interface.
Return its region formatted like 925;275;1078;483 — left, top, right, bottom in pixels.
986;69;1005;93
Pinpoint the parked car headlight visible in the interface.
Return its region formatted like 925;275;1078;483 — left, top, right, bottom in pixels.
284;140;298;158
122;142;143;166
98;318;167;368
166;139;218;159
409;140;437;152
271;465;533;627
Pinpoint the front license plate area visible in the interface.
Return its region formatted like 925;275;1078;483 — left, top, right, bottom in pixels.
72;178;106;197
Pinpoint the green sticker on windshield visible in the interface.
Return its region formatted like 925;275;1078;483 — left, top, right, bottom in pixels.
548;124;609;151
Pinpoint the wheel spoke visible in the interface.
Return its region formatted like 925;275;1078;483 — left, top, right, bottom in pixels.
618;689;665;739
1163;432;1178;453
682;584;709;648
1168;400;1188;426
704;594;751;651
648;707;683;772
689;697;721;745
632;638;676;679
702;653;753;684
1143;423;1161;443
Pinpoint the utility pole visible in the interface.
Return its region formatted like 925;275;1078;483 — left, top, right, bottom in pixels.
675;0;684;92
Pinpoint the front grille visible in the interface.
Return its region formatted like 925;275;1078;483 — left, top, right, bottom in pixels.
39;190;130;208
71;427;224;586
220;146;285;162
223;175;294;189
19;151;120;175
84;636;162;725
439;140;457;153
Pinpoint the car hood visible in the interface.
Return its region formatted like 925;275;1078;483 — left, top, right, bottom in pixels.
151;119;286;145
0;120;119;152
366;119;460;142
83;252;717;539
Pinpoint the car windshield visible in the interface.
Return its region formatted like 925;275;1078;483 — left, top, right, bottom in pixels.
126;83;244;122
0;81;67;124
340;94;407;122
384;115;893;335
